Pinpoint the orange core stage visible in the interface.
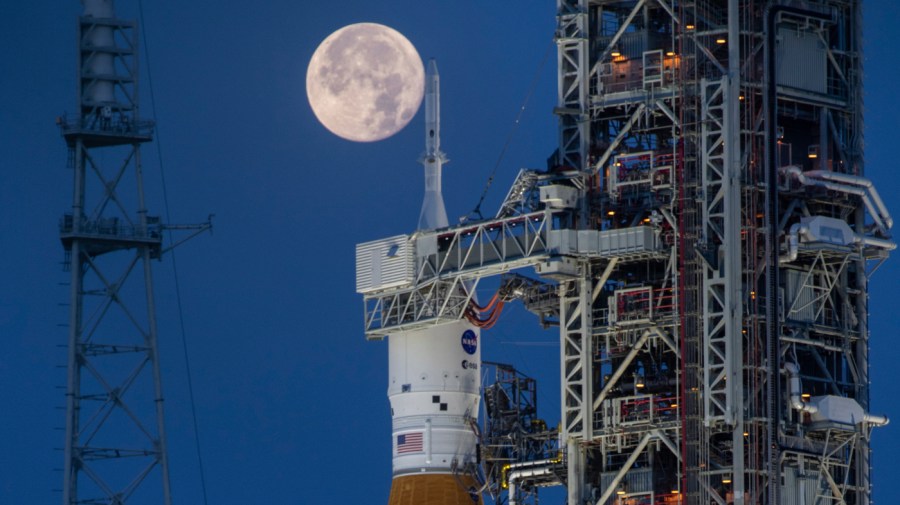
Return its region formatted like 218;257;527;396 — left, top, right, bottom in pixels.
388;474;483;505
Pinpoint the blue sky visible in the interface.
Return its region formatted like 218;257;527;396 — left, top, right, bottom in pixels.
1;1;898;504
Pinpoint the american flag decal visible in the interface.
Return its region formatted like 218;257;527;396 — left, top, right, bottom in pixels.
396;432;424;454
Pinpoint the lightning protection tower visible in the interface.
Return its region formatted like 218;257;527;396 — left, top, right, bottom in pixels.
57;1;208;503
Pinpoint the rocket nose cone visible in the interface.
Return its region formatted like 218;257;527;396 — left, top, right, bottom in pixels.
427;58;439;77
388;474;483;505
426;59;439;95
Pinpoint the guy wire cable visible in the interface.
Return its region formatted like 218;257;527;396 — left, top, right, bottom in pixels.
137;2;210;503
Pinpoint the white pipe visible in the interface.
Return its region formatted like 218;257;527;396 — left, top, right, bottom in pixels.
806;170;893;229
858;236;897;251
785;363;890;426
508;467;553;505
864;412;890;427
506;458;560;470
818;181;886;234
784;362;818;415
790;168;886;233
782;166;892;234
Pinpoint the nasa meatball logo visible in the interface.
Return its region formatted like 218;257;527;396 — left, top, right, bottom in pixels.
461;329;477;355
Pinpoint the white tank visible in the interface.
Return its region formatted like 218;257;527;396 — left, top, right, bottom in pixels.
82;0;116;106
388;321;481;475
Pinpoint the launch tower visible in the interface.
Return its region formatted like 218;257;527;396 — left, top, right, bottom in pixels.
356;1;892;504
542;1;892;504
57;1;208;503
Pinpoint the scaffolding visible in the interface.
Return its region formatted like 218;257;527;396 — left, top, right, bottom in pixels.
357;1;891;504
481;363;562;504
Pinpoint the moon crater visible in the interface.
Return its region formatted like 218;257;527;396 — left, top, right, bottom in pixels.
307;23;424;142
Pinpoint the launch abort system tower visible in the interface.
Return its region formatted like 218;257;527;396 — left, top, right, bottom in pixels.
356;1;892;504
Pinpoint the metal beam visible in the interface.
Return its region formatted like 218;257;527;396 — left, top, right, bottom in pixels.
594;433;653;505
592;329;653;411
589;0;648;79
591;104;647;175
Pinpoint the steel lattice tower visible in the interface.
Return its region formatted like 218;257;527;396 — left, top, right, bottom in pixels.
551;1;890;504
355;1;892;504
57;1;206;503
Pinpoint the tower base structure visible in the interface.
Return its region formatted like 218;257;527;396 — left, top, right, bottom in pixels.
388;474;482;505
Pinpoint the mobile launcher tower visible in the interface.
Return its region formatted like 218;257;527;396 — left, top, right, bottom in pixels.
356;1;893;505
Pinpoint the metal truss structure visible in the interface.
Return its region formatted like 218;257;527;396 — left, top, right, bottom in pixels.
481;362;562;504
357;1;893;504
58;4;208;504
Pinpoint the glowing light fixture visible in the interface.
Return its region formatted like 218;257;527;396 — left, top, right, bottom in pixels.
686;24;695;30
716;37;727;44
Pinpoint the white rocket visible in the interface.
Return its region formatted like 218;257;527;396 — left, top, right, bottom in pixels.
387;60;483;505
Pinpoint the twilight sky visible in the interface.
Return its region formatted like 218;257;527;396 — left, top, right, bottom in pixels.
1;2;898;504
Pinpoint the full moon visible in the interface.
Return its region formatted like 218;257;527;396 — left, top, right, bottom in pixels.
306;23;425;142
